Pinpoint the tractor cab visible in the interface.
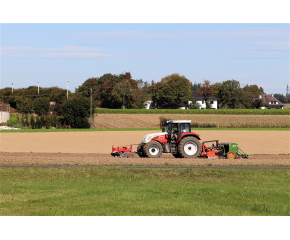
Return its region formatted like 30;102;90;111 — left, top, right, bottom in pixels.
166;120;191;140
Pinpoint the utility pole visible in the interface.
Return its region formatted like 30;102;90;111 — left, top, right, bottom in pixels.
67;80;69;99
37;81;39;94
11;83;13;94
90;87;93;128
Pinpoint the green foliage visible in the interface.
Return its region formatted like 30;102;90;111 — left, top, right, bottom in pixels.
0;86;71;113
273;93;290;104
191;82;199;95
33;97;50;115
75;72;148;109
62;97;90;128
151;74;194;108
95;108;290;115
216;79;243;109
16;97;33;114
190;122;290;128
29;115;35;128
7;114;21;128
241;84;264;109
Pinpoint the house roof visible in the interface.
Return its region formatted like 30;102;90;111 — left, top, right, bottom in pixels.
260;94;285;107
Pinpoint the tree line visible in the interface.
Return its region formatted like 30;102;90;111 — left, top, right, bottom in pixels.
1;72;288;128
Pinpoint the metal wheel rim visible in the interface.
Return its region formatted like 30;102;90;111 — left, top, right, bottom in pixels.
184;141;197;155
149;145;160;156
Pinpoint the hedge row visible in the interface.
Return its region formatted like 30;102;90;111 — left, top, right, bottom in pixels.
190;122;290;128
95;109;290;115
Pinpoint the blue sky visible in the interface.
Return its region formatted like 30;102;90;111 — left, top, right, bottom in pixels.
0;23;289;94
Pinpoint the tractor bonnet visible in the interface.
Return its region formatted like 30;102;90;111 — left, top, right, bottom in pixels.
142;132;168;143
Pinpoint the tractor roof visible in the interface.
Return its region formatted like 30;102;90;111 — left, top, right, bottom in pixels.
167;120;191;124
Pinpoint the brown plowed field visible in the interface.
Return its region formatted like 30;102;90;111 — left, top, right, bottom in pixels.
93;114;290;128
0;152;289;166
0;130;289;165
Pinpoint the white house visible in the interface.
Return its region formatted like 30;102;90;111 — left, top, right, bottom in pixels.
144;100;155;109
259;94;284;109
191;95;218;109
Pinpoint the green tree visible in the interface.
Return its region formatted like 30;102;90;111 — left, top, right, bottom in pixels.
241;84;264;108
111;80;135;109
61;97;90;128
191;82;199;95
216;79;243;109
35;116;42;129
16;97;33;114
33;97;50;115
151;74;194;108
30;115;35;128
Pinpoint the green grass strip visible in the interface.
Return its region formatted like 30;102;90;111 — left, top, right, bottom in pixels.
0;167;289;216
95;109;290;115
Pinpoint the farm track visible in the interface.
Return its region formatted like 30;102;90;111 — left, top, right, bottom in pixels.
0;153;289;166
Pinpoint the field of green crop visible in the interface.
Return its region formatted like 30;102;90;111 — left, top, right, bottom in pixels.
1;167;289;216
95;109;290;115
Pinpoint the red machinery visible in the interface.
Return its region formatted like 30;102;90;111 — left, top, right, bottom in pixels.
201;140;223;159
111;145;134;158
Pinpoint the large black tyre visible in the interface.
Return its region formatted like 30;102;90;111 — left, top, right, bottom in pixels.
144;141;163;158
137;143;146;158
178;137;202;158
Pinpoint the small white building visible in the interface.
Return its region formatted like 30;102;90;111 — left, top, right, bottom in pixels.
144;100;155;109
192;95;218;109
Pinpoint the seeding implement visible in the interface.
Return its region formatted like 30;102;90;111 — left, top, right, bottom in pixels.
112;120;249;159
201;140;249;159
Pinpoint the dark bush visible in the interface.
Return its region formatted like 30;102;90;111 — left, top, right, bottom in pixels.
61;97;90;128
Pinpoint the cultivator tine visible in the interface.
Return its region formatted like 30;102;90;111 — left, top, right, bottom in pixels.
111;144;134;158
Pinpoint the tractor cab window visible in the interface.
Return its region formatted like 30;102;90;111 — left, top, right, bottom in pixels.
172;123;179;134
166;124;172;133
179;123;190;133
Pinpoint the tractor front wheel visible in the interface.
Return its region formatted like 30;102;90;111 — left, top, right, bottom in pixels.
144;141;162;158
178;137;201;158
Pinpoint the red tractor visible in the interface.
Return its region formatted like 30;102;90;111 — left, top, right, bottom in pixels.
136;120;202;158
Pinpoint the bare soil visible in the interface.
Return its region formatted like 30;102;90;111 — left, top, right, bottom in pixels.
93;114;290;128
1;130;289;155
0;152;289;166
0;130;289;165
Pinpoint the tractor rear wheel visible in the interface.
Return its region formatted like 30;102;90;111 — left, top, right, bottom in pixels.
178;137;201;158
144;141;162;158
227;151;236;159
